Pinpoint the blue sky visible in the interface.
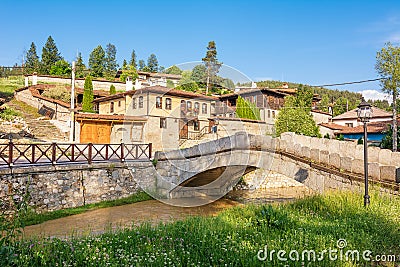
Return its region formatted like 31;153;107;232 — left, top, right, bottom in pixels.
1;0;400;99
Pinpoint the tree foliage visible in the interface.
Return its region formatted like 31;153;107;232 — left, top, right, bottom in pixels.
25;42;40;74
119;67;138;83
176;70;198;92
147;54;159;72
75;52;86;78
129;50;137;69
376;42;400;151
235;96;261;120
381;125;400;150
275;91;320;137
138;60;146;71
191;64;207;84
49;60;71;76
89;45;106;77
202;41;222;94
109;84;116;95
41;36;62;74
165;65;182;75
105;43;118;75
122;59;128;70
82;76;94;112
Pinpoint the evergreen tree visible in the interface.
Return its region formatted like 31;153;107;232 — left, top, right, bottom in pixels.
319;94;330;113
75;52;86;78
50;60;71;76
138;59;146;71
165;65;182;75
129;49;137;69
88;45;105;77
41;36;62;74
109;84;116;95
122;59;128;70
235;96;261;120
147;54;159;72
176;70;198;92
25;42;40;74
202;41;222;94
82;76;94;112
105;43;118;75
191;64;207;83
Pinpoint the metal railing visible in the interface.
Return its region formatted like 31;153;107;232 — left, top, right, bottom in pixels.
0;142;152;168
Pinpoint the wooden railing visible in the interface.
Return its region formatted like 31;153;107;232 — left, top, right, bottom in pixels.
0;142;152;168
187;126;209;140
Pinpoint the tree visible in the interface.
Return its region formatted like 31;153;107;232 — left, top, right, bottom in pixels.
333;97;349;116
319;94;330;113
129;49;137;69
165;65;182;75
50;60;71;76
105;43;118;75
376;42;400;151
122;59;128;70
202;41;222;94
109;84;116;95
88;45;106;77
75;52;86;78
191;64;207;84
138;59;146;71
275;88;320;137
176;70;198;92
119;67;138;83
147;54;159;72
222;78;235;90
82;76;94;112
25;42;40;74
41;36;62;74
235;96;261;120
381;125;400;150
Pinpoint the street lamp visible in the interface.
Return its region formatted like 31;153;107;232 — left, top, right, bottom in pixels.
357;98;372;207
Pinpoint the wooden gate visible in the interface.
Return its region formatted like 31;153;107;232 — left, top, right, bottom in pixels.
80;121;111;144
179;119;188;139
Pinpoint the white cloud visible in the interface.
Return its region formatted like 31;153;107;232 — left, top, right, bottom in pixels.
360;89;392;103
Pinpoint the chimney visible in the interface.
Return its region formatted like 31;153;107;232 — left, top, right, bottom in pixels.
32;72;37;85
125;76;133;91
134;78;142;90
251;81;257;88
24;76;29;87
282;83;288;89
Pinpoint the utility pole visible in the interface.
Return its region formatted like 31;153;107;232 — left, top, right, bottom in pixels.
69;61;76;142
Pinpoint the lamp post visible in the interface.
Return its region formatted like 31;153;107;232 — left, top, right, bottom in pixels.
357;98;372;207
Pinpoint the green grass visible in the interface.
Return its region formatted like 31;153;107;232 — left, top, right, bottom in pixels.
0;76;24;100
0;106;20;121
22;191;152;227
10;99;41;118
6;191;400;266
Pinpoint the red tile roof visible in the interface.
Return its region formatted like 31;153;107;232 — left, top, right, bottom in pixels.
338;121;392;134
332;107;391;120
319;123;348;130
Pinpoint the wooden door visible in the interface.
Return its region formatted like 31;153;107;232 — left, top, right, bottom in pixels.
179;119;188;139
80;122;111;144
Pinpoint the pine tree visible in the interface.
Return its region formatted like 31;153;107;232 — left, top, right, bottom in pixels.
105;43;118;75
202;41;222;94
235;96;261;120
129;49;137;69
109;84;116;95
25;42;40;74
147;54;159;72
122;59;128;70
88;45;105;77
75;52;86;78
138;60;146;71
41;36;62;74
82;76;94;112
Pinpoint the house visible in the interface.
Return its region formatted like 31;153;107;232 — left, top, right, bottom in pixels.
331;106;392;128
78;86;217;151
337;121;391;142
115;70;182;89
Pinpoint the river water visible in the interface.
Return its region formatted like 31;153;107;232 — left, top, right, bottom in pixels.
23;186;312;239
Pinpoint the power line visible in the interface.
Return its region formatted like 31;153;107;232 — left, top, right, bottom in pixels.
312;78;385;87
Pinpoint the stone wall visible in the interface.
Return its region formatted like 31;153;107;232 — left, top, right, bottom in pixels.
0;161;154;213
26;75;127;91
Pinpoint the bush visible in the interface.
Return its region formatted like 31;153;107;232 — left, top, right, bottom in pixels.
42;86;71;103
0;107;20;121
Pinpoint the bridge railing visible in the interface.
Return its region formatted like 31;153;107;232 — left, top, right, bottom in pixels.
0;142;152;168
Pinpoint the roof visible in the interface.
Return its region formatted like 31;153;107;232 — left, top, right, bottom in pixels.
75;113;147;122
338;121;391;134
312;109;332;116
94;86;218;103
220;88;290;99
319;123;348;130
332;106;392;121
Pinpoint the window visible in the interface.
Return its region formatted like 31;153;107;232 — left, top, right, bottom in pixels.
110;102;114;113
160;118;167;128
272;111;275;118
187;101;192;111
194;102;199;115
156;96;162;109
118;101;121;107
132;98;137;109
193;120;200;131
267;110;271;118
139;96;144;108
345;123;354;127
165;98;172;110
202;103;207;114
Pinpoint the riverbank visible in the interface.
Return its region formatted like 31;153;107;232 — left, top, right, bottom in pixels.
5;190;400;266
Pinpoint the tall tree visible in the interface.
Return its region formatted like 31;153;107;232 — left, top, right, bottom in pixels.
105;43;118;74
138;59;146;71
88;45;105;77
75;52;86;78
191;64;207;83
235;96;261;120
82;76;94;112
122;59;128;70
41;36;62;74
50;60;71;76
376;42;400;151
129;49;137;69
176;70;198;92
202;41;222;94
109;84;116;95
25;42;40;74
165;65;182;75
147;54;159;72
319;94;330;113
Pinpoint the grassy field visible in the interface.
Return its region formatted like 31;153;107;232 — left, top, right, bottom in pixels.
4;191;400;266
0;76;24;100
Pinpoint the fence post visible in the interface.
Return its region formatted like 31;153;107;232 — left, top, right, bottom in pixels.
31;144;35;163
52;142;56;164
105;144;109;160
88;143;93;164
120;143;124;162
148;143;152;159
71;144;75;161
8;140;13;166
